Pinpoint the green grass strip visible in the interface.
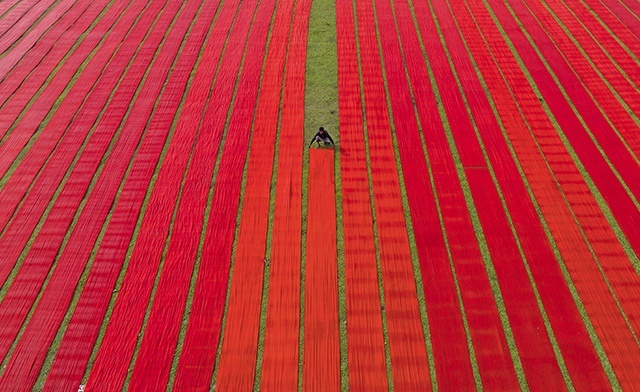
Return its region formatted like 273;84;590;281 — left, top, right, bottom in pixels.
303;0;344;388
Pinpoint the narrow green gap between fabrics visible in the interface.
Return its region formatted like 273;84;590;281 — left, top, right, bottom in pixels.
458;0;619;385
439;0;576;388
413;0;531;388
0;0;173;375
82;0;237;383
303;0;344;388
492;0;640;293
0;0;135;193
0;0;64;60
34;0;210;385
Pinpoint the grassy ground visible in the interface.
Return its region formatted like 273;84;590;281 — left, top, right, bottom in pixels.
303;0;343;389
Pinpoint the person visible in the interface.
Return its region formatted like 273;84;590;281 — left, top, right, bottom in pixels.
308;126;335;148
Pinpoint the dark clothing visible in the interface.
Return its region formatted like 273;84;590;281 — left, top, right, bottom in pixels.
309;129;335;147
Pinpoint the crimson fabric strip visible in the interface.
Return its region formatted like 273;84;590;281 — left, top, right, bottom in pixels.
0;0;152;233
0;0;181;368
245;0;307;388
42;2;218;388
415;0;569;388
528;0;640;141
0;0;161;294
335;0;389;389
386;0;519;388
303;149;340;391
353;0;433;388
83;0;253;389
0;0;91;83
0;0;109;107
490;0;640;258
337;0;394;388
463;0;640;387
0;0;210;388
440;0;614;388
0;0;60;54
129;0;275;389
0;0;132;143
450;0;619;387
